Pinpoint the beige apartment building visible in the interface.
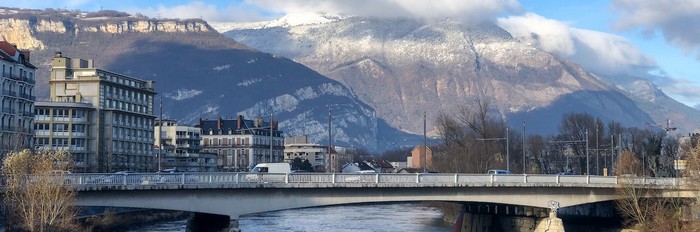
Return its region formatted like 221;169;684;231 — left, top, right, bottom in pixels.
0;41;36;155
34;52;156;172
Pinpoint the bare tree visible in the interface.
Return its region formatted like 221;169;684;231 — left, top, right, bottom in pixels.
615;150;689;231
2;149;80;232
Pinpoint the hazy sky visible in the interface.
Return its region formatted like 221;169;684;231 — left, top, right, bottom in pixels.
3;0;700;109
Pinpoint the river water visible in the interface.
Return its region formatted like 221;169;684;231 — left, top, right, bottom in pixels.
127;203;453;232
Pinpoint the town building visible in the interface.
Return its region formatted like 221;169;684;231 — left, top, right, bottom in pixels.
0;41;36;155
408;145;433;171
34;52;156;172
154;119;216;172
284;135;326;171
198;115;283;172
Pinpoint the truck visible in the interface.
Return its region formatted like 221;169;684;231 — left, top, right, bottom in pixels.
246;163;291;183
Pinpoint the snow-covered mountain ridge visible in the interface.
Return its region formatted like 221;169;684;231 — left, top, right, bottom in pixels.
214;16;682;134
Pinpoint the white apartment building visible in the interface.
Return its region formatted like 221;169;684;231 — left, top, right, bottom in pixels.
155;119;216;172
199;115;284;171
0;41;35;155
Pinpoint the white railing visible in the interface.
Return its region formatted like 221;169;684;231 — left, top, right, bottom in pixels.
36;173;686;189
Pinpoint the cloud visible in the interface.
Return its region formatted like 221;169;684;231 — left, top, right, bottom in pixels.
135;1;274;22
497;13;656;75
497;13;700;107
612;0;700;59
245;0;522;22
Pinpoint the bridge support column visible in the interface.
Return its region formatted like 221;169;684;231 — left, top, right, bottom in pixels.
533;211;564;232
186;212;240;232
454;205;493;232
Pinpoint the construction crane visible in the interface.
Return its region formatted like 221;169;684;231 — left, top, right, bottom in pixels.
659;118;677;132
645;118;677;132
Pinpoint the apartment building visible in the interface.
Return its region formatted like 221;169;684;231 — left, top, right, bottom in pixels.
0;41;36;155
198;115;283;172
34;52;156;172
283;135;327;171
155;119;216;172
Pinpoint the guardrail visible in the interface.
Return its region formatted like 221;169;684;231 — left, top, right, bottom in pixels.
31;173;687;189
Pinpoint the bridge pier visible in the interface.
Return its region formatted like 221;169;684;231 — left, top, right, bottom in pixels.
454;204;565;232
186;212;241;232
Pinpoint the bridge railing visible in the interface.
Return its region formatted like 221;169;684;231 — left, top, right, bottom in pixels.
10;173;685;189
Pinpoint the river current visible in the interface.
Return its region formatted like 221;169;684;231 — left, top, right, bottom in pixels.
127;203;453;232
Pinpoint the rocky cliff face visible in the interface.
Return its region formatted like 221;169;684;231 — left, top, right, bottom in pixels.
0;8;391;151
214;16;656;135
0;9;210;50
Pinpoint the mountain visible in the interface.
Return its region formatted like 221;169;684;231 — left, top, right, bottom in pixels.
212;15;662;135
0;8;393;151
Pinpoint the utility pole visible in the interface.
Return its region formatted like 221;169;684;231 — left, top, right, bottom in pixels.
423;111;427;173
596;123;599;175
586;129;589;175
522;120;526;174
269;112;273;163
158;96;163;171
327;106;332;173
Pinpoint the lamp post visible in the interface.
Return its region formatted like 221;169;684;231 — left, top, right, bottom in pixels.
522;120;526;174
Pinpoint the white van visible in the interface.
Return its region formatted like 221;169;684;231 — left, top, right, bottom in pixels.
251;163;291;173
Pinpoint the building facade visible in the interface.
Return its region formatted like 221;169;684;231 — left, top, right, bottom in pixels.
0;41;36;155
283;135;326;171
34;52;156;172
408;145;433;171
155;119;216;172
199;116;283;172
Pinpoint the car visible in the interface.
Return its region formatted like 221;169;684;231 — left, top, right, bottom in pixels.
487;169;512;175
156;168;198;184
95;171;136;184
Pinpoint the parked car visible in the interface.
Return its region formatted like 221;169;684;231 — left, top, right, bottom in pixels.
156;168;198;184
487;169;512;175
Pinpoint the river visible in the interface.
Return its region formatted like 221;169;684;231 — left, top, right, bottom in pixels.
127;203;453;232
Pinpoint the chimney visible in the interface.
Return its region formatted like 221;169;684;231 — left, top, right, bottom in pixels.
237;115;243;129
19;50;30;62
198;117;202;127
217;117;222;130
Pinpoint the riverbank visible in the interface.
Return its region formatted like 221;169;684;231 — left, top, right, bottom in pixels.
80;210;188;232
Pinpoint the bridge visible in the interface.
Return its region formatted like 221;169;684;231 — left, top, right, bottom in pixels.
63;172;693;231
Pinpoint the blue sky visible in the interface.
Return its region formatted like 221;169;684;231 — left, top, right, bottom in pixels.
3;0;699;108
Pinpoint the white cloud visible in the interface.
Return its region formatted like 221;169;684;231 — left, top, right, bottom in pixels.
612;0;700;59
135;1;273;22
246;0;521;21
497;13;656;75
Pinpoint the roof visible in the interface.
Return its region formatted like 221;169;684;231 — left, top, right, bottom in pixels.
198;116;282;136
0;41;36;69
368;159;394;169
0;41;16;56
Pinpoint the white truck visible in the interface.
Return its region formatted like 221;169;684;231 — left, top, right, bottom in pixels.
246;163;291;183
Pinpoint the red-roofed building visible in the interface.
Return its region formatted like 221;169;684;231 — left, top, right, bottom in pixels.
0;40;36;155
